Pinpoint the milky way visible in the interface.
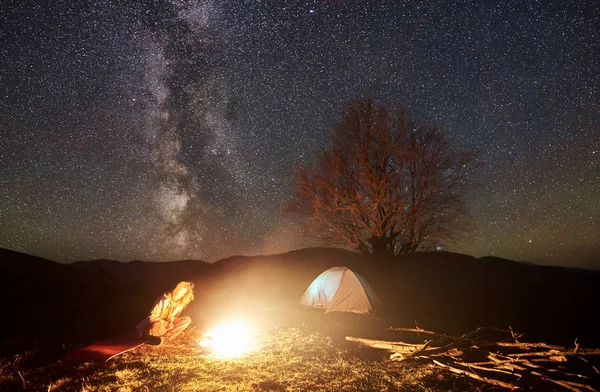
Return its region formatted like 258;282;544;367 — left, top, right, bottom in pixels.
1;0;598;267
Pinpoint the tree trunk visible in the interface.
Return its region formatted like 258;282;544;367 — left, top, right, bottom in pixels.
397;241;418;255
370;235;394;259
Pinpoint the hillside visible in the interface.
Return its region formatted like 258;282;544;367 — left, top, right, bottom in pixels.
0;250;151;342
0;248;101;283
198;248;600;346
72;257;213;293
1;247;599;347
377;252;600;346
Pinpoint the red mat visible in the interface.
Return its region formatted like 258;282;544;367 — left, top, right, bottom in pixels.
63;332;147;364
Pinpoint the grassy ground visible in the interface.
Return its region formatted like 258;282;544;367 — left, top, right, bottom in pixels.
0;310;483;392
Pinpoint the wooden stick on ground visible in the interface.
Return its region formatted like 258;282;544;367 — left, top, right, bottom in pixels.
346;326;600;391
577;356;600;375
530;371;598;392
455;361;521;378
432;359;519;390
344;336;424;354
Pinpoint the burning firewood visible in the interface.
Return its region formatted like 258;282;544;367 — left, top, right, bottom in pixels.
346;326;600;391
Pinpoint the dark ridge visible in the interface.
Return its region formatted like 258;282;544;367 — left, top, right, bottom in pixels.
0;248;99;282
1;247;599;347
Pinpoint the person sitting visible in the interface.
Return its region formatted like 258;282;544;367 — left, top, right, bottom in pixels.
136;281;195;345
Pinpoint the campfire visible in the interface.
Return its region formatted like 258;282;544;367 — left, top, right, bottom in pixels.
198;320;257;358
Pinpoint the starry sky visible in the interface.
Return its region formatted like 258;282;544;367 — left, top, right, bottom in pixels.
1;0;598;268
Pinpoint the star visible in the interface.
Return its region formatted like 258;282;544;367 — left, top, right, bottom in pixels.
0;0;597;269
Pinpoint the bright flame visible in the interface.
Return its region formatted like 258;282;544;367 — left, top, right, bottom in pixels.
198;320;256;358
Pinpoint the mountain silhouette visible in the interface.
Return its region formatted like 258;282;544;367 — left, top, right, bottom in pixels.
1;247;598;346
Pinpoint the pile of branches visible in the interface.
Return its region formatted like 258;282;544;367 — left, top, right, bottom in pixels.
346;326;600;391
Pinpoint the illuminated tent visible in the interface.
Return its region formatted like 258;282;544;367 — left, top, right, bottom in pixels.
299;266;378;315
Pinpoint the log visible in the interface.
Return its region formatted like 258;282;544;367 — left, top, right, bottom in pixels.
545;369;590;380
432;359;519;390
577;356;600;375
530;370;598;392
512;350;570;358
347;326;600;391
344;336;423;354
495;342;566;350
468;360;528;372
389;326;529;351
455;361;520;377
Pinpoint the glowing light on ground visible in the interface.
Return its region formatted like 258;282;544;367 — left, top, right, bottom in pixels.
198;320;256;358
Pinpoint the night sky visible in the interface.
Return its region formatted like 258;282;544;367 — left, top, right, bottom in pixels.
1;1;598;267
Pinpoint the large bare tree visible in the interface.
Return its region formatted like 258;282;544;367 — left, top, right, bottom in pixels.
286;98;478;259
